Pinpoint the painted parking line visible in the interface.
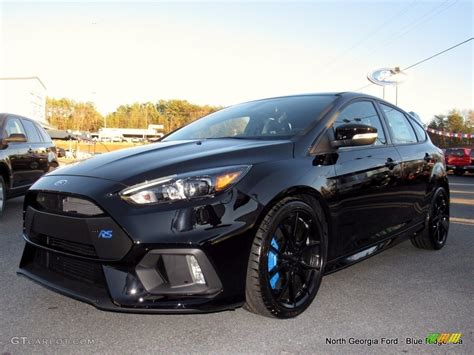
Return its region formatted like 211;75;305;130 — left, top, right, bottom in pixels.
451;217;474;226
449;183;474;186
451;198;474;206
450;190;474;194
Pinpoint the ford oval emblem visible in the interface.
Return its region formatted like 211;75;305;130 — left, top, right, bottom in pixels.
54;179;68;186
367;67;407;86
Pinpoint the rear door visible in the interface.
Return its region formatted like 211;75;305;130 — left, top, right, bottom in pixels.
20;118;50;182
331;100;405;255
35;122;57;171
378;103;431;226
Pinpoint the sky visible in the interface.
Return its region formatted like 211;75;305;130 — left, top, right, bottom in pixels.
0;0;473;123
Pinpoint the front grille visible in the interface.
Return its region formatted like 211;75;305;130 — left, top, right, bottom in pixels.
30;234;97;258
34;192;104;217
34;248;105;286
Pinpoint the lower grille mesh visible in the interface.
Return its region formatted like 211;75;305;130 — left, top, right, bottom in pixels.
30;235;97;258
34;249;105;286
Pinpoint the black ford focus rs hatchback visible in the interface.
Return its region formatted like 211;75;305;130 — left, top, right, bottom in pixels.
18;92;449;318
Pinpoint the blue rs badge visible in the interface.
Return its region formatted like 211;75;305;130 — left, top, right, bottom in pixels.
98;230;113;239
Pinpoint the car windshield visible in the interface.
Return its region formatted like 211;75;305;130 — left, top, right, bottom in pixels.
163;95;336;141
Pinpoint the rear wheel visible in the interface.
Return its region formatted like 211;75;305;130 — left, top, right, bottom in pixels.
0;176;6;218
244;196;327;318
411;187;449;250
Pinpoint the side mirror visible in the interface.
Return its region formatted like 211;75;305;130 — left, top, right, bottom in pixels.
332;124;377;148
4;133;28;143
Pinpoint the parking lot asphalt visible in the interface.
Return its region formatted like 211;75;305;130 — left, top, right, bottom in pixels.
0;175;473;354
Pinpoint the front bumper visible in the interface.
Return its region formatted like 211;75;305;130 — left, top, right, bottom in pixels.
18;244;239;313
18;175;261;313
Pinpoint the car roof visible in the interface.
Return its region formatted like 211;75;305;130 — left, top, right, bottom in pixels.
0;113;34;121
0;113;39;126
235;91;384;106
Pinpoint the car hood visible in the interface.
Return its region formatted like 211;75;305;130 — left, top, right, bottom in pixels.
49;139;294;186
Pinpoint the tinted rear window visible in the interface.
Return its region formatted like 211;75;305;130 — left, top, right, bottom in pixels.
22;119;42;143
409;118;427;142
36;123;53;143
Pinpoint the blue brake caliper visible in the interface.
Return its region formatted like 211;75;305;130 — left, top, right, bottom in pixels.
268;237;280;289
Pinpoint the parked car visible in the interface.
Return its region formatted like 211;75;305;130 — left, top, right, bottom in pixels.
18;93;449;318
111;136;124;143
445;148;474;175
0;113;59;217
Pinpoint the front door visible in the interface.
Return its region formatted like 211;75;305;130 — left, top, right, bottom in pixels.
3;116;32;188
330;100;406;255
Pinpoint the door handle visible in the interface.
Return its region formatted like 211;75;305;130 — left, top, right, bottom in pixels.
385;157;398;169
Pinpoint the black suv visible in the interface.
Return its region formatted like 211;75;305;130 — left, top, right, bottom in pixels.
0;113;58;217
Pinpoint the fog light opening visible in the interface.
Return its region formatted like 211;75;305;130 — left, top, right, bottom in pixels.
186;255;206;285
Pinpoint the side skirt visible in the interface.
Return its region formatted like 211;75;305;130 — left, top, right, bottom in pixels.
323;221;424;275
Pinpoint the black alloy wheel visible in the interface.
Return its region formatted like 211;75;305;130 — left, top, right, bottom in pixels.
245;196;327;318
411;187;449;250
430;189;449;246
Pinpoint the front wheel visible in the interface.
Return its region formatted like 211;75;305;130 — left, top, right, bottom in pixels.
244;196;328;318
411;187;449;250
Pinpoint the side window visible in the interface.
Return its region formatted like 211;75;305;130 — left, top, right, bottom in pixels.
409;117;427;142
21;119;42;143
381;104;417;144
35;123;53;143
4;117;27;138
334;101;386;145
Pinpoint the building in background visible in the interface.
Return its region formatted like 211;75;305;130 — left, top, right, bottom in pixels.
97;124;164;142
0;77;47;125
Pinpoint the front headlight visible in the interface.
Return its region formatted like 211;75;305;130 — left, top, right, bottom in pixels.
120;165;251;205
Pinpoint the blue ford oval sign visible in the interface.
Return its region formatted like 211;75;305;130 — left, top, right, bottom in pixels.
367;67;407;86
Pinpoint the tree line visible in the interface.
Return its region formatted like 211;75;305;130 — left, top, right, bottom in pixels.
427;109;474;147
46;97;473;148
46;98;221;133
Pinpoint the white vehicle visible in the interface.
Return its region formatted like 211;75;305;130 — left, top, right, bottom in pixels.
111;136;124;142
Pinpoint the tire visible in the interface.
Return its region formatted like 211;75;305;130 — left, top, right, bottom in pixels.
0;176;6;218
411;187;449;250
244;195;328;318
